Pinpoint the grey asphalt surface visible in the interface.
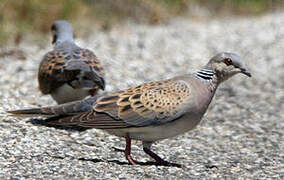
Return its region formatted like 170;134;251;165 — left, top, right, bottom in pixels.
0;12;283;179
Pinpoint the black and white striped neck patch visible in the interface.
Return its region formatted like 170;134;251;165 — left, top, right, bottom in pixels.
195;69;214;80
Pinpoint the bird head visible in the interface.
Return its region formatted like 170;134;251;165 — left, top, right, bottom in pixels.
51;20;74;45
205;52;251;83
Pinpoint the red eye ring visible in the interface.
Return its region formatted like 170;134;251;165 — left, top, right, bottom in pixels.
224;58;232;66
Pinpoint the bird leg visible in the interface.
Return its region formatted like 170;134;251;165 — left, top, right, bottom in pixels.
143;142;181;168
114;138;181;167
143;147;171;166
124;133;137;165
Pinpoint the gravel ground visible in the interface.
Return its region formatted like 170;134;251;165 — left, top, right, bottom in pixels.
0;12;283;179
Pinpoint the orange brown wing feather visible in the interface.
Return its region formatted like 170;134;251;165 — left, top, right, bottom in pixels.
38;49;104;94
91;79;190;127
37;79;190;129
38;50;80;94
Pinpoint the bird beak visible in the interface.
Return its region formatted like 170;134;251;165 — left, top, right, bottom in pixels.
240;68;251;77
52;34;57;44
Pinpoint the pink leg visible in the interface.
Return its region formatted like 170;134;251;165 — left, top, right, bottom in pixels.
124;133;137;165
143;144;181;168
114;139;181;167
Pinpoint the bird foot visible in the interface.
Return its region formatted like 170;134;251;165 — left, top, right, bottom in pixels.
126;155;137;165
143;147;182;168
112;147;181;167
112;147;137;165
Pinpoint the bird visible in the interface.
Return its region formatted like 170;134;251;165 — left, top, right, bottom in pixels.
9;52;251;167
38;20;105;104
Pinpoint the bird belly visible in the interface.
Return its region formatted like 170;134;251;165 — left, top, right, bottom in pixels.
51;84;90;104
106;115;203;142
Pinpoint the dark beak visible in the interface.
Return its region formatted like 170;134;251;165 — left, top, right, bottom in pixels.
52;34;57;44
240;68;251;77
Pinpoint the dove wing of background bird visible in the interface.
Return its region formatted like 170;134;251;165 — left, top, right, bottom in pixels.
38;49;105;94
64;49;105;89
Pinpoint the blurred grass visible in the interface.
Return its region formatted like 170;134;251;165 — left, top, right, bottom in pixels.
0;0;283;46
0;0;83;45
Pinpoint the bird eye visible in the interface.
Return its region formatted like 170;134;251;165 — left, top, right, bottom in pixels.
224;58;233;66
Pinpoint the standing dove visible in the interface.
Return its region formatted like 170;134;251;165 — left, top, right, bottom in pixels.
9;52;251;167
38;20;105;104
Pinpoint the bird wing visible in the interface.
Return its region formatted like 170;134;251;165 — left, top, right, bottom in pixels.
47;78;191;129
38;48;105;94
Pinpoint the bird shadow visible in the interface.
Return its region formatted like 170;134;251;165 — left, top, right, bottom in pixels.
78;157;128;165
78;157;181;168
44;150;181;167
29;123;182;168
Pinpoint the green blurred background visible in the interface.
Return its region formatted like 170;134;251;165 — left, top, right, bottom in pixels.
0;0;283;46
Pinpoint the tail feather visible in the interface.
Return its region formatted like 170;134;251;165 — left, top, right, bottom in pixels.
7;94;107;132
8;108;45;115
7;95;101;116
29;116;89;131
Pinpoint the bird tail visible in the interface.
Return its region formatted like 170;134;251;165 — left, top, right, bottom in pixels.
29;115;89;131
7;95;101;116
7;107;45;115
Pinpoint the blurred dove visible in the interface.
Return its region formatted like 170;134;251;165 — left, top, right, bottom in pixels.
38;20;105;104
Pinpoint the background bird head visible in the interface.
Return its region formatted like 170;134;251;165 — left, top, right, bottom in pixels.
51;20;74;45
